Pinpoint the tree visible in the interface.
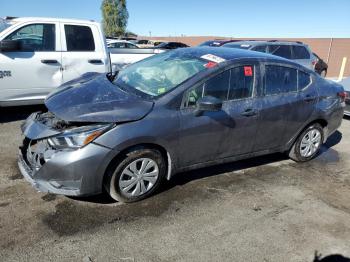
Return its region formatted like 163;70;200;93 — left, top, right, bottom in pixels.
101;0;129;37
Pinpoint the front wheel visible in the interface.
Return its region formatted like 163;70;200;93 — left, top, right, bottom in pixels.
104;148;166;203
289;123;324;162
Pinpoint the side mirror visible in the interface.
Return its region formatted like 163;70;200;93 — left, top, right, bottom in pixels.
0;40;20;52
194;96;222;116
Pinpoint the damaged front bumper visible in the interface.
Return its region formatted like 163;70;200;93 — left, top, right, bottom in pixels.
18;112;115;196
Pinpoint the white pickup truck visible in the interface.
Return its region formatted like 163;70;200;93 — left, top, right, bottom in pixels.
0;17;163;106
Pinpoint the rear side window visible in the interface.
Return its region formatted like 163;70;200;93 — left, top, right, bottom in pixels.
228;66;254;100
251;45;267;53
269;45;292;59
65;25;95;51
6;23;55;51
298;71;311;89
292;46;310;59
265;65;297;95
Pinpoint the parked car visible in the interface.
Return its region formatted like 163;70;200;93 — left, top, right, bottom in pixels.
18;47;345;202
151;40;165;46
313;52;328;77
107;40;139;49
155;41;189;49
0;17;162;106
136;39;154;48
198;39;239;47
223;40;318;70
137;39;165;48
339;77;350;116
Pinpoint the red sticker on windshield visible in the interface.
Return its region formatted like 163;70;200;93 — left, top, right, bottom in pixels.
205;62;218;68
244;66;253;76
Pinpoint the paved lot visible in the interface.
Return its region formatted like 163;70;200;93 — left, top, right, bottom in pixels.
1;106;350;262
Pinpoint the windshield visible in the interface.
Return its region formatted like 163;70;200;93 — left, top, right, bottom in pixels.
0;21;10;34
114;51;207;97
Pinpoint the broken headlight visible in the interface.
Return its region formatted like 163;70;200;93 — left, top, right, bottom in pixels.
47;124;112;149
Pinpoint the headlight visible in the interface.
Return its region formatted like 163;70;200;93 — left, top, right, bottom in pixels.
48;124;112;149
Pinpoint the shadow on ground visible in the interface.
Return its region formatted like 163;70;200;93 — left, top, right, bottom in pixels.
73;130;342;205
0;105;46;123
314;252;350;262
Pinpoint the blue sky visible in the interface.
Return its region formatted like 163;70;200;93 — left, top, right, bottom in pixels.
1;0;349;37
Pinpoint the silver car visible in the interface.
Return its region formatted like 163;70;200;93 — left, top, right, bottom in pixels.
223;40;317;71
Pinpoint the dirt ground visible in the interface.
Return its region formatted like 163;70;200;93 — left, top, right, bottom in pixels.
1;106;350;262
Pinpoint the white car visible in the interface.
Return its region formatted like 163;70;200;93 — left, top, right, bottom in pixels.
0;17;163;106
107;39;138;49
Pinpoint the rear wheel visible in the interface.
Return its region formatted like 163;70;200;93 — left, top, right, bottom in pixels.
104;148;166;203
289;123;324;162
320;70;327;78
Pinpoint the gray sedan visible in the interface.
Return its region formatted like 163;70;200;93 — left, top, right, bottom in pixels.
18;47;345;202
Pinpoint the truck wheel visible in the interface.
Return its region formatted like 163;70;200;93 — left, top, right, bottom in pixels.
320;70;327;78
104;148;166;203
289;123;324;162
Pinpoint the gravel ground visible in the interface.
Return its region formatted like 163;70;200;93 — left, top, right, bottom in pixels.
1;107;350;262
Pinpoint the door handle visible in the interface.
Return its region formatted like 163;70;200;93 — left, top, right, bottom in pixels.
241;109;257;117
88;59;103;64
304;94;317;103
41;59;59;64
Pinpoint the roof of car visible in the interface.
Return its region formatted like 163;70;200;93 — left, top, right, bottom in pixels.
108;39;133;43
7;17;99;26
172;47;292;63
224;40;306;46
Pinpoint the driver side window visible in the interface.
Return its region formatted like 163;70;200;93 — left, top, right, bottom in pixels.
183;70;230;108
6;23;55;52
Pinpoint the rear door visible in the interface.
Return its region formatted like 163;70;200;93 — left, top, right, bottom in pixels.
0;22;62;104
253;63;299;151
60;23;109;83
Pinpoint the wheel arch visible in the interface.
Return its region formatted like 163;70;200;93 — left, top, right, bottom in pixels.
103;143;173;188
287;118;328;151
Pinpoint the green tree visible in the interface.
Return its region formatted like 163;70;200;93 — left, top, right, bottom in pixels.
101;0;129;37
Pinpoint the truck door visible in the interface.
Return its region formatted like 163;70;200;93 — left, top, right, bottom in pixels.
0;22;63;105
60;23;110;83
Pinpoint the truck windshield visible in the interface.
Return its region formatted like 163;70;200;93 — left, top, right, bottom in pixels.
114;52;206;97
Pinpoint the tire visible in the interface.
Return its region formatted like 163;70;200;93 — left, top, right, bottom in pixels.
320;70;327;78
104;148;166;203
288;123;324;162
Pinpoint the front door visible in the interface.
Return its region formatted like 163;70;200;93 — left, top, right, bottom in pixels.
0;22;62;103
178;64;259;167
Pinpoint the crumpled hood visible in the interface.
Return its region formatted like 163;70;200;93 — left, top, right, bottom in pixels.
45;73;154;123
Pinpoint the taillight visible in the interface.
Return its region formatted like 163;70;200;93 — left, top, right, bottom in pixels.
337;91;348;102
312;60;317;67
